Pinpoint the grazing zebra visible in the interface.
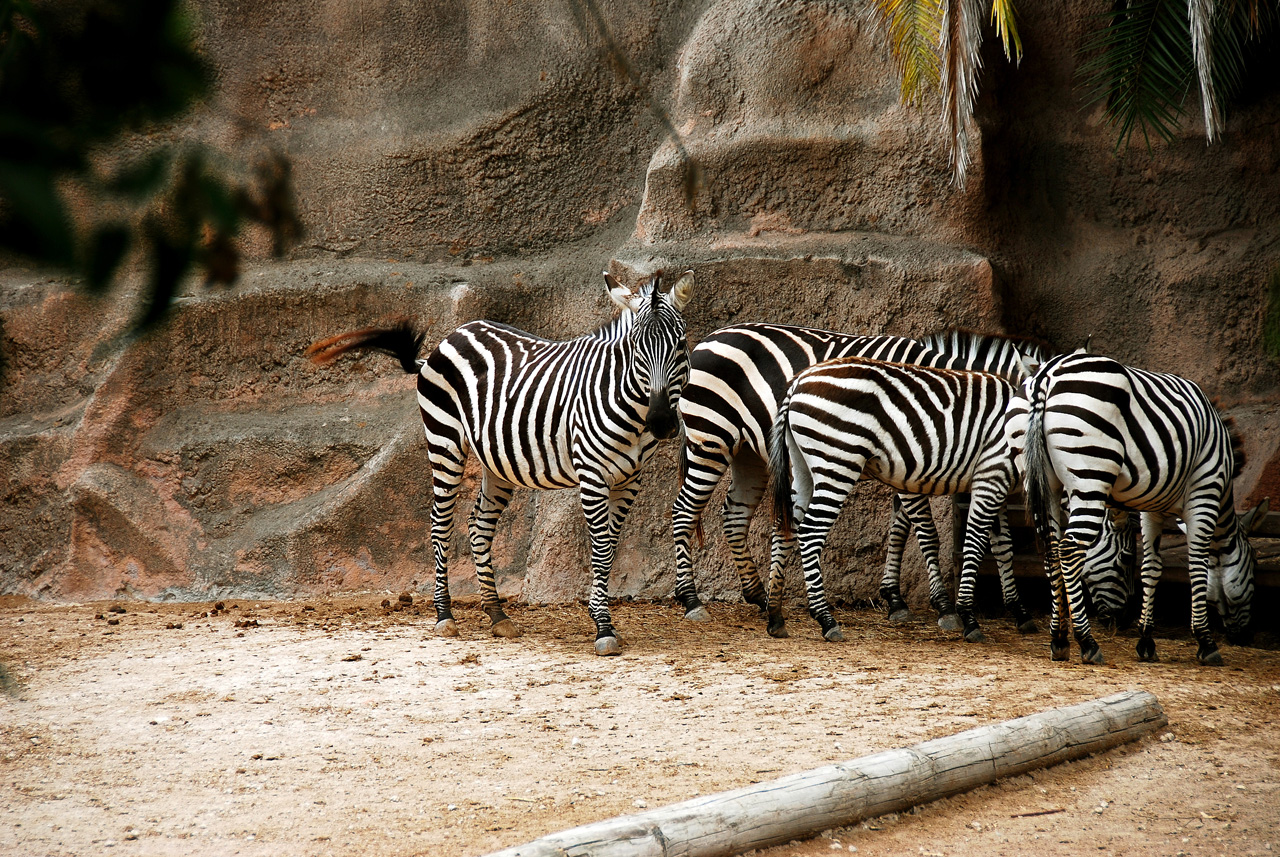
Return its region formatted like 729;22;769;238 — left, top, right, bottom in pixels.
1081;509;1139;624
767;357;1026;643
307;270;694;656
673;323;1049;637
1022;351;1264;665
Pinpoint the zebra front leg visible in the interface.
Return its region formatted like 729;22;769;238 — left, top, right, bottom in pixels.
470;471;519;638
992;511;1038;634
671;444;730;622
879;495;916;624
1135;515;1165;662
580;480;625;656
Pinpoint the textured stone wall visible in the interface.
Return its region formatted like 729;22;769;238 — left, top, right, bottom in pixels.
2;0;1277;615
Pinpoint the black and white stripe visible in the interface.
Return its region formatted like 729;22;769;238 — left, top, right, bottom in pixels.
768;358;1023;642
308;270;694;656
673;324;1049;634
1022;351;1261;665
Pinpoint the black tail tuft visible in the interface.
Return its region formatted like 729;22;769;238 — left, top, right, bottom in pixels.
1022;367;1055;544
305;319;427;375
768;399;796;539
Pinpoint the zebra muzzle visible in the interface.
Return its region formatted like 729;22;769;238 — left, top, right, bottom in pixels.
646;389;679;440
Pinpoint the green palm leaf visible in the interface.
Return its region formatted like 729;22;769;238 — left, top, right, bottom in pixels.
1078;0;1195;150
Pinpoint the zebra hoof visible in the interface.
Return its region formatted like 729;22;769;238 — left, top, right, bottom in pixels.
937;613;962;633
1136;638;1158;662
1017;619;1040;635
435;619;459;637
767;621;789;639
683;606;712;623
888;609;912;624
1196;645;1223;667
1081;643;1105;665
490;619;522;639
1050;639;1070;661
822;626;845;643
594;636;622;657
964;628;987;644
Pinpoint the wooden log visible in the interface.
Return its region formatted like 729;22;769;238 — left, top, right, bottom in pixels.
480;690;1166;857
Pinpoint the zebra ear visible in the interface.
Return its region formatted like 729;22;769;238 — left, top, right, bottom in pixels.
604;271;639;312
1240;497;1270;534
668;269;694;311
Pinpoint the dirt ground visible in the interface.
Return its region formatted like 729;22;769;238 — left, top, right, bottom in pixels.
1;594;1278;857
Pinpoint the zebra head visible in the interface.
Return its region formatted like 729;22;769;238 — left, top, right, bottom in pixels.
1081;508;1138;625
604;269;694;440
1212;497;1269;643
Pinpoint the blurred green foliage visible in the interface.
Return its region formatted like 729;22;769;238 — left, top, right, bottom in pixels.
0;0;301;329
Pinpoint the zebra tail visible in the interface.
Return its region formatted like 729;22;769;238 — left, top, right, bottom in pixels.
767;398;796;539
305;319;427;375
1022;370;1054;543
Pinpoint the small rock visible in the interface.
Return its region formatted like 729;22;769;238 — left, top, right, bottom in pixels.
107;619;119;626
398;592;413;605
214;601;226;611
109;605;126;614
970;820;983;830
1160;732;1176;743
634;799;647;809
381;599;391;609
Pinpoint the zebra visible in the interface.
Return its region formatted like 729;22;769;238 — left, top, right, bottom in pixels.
672;323;1050;638
306;269;694;656
767;357;1029;642
1021;351;1265;665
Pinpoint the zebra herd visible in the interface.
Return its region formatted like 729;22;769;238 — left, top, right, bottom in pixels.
309;268;1269;665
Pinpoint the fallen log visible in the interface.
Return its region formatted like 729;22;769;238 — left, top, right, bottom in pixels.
480;690;1166;857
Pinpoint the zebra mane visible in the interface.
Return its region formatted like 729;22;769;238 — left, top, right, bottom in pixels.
591;271;666;342
918;327;1056;361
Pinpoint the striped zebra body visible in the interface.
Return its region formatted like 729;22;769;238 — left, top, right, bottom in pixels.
309;270;694;656
674;323;1048;636
768;358;1022;642
1022;352;1260;665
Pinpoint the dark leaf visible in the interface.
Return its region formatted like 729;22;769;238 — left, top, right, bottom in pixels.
84;223;131;292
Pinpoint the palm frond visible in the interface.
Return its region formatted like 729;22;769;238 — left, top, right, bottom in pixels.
1078;0;1195;150
939;0;983;186
1189;0;1222;141
869;0;945;105
990;0;1023;64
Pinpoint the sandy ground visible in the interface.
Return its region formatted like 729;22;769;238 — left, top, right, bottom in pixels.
1;594;1278;857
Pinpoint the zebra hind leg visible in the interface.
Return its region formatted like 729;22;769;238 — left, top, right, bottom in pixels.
722;456;770;617
428;451;466;637
470;471;520;639
879;495;916;624
992;511;1038;634
1058;537;1104;664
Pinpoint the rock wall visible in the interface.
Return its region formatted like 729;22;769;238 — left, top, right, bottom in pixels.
2;0;1278;615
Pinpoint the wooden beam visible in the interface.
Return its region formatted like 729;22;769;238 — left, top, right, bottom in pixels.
480;691;1166;857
